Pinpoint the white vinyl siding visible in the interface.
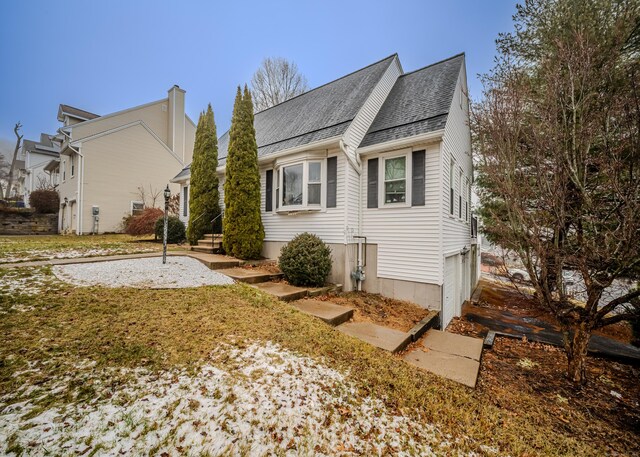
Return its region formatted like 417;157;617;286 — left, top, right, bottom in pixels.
441;62;473;272
261;152;345;244
361;143;441;283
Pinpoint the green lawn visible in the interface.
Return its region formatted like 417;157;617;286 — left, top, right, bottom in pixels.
0;265;607;456
0;234;164;264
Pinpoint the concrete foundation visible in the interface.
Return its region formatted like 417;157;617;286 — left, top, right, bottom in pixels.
263;240;442;312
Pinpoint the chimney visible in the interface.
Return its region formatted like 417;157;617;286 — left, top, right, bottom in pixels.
167;85;186;162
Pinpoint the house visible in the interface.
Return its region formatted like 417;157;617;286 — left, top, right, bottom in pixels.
173;54;477;327
54;86;195;234
19;133;62;204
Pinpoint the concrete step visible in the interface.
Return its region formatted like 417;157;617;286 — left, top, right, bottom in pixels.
250;282;308;302
197;239;222;248
403;330;483;388
186;252;241;269
201;234;223;240
292;299;353;326
215;267;283;284
307;283;343;297
191;245;215;254
337;322;412;353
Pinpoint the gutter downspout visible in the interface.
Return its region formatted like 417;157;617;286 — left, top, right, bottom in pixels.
68;144;84;235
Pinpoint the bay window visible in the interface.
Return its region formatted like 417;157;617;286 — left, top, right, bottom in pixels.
277;159;324;210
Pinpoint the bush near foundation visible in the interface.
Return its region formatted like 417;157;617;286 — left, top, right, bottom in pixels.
124;208;163;236
279;233;332;287
29;190;59;214
155;215;186;244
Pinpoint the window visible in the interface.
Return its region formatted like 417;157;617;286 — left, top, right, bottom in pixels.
449;159;455;214
465;178;470;222
383;156;406;204
282;163;303;206
183;186;188;217
70;155;75;177
458;169;463;219
307;162;321;205
277;160;323;210
275;169;280;209
131;201;144;216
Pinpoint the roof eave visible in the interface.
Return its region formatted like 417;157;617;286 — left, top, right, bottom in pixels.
357;129;445;155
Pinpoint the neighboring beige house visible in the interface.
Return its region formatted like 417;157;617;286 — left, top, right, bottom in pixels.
55;86;195;234
174;54;478;328
20;133;62;205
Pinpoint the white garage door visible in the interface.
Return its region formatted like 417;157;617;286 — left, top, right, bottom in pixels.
442;254;459;329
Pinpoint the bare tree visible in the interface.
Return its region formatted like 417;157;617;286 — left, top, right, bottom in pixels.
250;57;309;112
474;0;640;384
5;122;23;199
134;184;163;208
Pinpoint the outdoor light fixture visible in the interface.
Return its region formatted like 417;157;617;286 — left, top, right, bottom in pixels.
162;184;170;264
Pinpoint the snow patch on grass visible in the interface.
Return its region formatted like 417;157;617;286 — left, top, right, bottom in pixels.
53;256;234;289
0;267;64;304
0;342;445;456
0;247;157;264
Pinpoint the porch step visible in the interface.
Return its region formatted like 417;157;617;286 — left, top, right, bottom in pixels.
202;234;223;240
292;299;354;326
197;239;222;248
250;282;308;302
215;267;283;284
337;322;412;353
186;252;240;269
191;245;216;254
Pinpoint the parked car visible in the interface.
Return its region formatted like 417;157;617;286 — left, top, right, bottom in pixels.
481;252;505;267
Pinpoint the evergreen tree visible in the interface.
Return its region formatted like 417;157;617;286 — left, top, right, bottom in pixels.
223;85;264;259
187;104;220;245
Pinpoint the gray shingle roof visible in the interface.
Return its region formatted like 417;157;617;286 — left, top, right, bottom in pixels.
360;53;464;148
22;137;60;158
218;54;397;161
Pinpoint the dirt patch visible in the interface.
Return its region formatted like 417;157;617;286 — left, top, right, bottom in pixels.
240;261;282;275
448;279;640;455
319;292;429;332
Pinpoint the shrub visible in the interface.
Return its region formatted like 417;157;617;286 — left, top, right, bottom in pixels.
155;215;186;244
279;233;332;287
29;190;59;214
124;207;163;236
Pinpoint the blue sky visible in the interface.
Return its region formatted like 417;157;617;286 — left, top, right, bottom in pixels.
0;0;518;154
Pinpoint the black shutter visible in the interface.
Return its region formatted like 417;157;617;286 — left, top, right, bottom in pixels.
411;150;425;206
367;158;378;208
326;156;337;208
265;169;273;212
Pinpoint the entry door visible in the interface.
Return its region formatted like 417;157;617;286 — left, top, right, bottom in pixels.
443;255;457;329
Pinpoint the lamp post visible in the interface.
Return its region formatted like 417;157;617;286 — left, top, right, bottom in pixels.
163;185;170;264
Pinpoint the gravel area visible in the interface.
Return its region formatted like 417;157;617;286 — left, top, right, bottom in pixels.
53;256;234;289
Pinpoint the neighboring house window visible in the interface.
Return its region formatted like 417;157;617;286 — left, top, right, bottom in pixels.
449;159;455;215
383;156;406;204
62;160;66;182
183;186;188;217
131;201;144;216
70;155;75;177
278;160;323;210
458;169;463;219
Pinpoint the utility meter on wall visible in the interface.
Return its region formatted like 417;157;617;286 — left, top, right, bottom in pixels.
92;206;99;216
